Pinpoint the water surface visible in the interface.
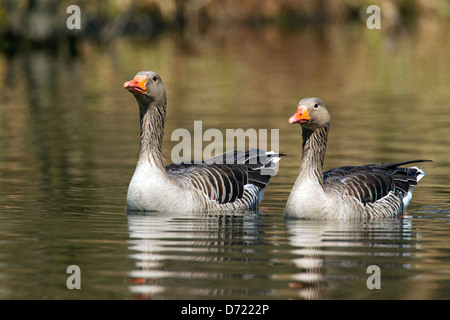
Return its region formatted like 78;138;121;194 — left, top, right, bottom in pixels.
0;22;449;299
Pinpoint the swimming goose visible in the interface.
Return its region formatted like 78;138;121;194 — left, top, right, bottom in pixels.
124;71;281;213
284;97;430;220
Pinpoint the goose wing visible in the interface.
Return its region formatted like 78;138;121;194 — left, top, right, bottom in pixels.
166;149;282;204
166;163;247;204
324;160;431;205
325;169;395;204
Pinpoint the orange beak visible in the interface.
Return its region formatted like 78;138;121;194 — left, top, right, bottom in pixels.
289;105;310;124
124;75;147;94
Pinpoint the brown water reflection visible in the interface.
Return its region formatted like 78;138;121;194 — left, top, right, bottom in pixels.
0;21;449;299
126;212;417;300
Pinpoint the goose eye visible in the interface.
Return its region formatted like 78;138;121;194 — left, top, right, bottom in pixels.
313;103;319;109
152;75;157;81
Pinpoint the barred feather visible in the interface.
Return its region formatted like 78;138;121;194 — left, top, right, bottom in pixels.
167;149;283;208
324;160;431;208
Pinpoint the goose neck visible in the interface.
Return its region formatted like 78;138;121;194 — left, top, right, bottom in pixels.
138;100;166;169
299;125;329;184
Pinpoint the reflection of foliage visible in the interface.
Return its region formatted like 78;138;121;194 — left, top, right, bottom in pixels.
0;0;449;48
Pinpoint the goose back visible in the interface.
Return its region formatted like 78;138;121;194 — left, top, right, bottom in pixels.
323;160;429;206
166;149;282;208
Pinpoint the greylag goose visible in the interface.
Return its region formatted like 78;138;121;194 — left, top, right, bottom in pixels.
284;97;431;220
124;71;281;213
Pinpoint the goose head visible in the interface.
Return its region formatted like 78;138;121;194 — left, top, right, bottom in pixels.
124;71;166;106
288;97;331;131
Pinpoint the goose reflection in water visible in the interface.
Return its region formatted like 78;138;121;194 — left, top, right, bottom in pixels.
126;211;418;300
284;218;416;299
126;212;265;299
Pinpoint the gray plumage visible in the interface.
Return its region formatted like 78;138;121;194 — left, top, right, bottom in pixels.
284;97;431;220
166;149;281;208
124;71;281;213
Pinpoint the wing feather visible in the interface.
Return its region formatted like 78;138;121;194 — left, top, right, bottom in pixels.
166;150;282;205
324;160;431;205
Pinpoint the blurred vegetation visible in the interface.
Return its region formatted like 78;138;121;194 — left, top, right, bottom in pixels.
1;0;449;54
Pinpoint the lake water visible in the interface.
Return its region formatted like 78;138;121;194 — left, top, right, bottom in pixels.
0;21;449;300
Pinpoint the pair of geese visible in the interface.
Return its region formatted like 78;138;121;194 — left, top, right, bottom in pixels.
124;71;430;220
